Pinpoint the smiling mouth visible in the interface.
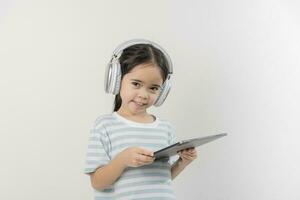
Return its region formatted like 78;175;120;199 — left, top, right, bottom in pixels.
133;101;147;106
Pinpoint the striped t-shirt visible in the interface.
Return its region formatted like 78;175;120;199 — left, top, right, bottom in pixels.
84;112;179;200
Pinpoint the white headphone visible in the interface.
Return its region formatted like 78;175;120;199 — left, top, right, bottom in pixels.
104;39;173;107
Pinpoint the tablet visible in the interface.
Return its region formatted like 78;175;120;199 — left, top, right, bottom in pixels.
154;133;227;160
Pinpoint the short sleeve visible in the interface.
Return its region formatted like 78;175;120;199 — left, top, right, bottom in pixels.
168;123;179;166
84;120;111;174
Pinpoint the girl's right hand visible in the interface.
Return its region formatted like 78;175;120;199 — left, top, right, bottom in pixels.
117;147;155;168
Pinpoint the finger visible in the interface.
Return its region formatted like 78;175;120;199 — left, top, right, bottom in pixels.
178;152;184;157
185;148;194;153
182;154;194;160
180;152;188;156
137;157;153;166
133;159;142;167
135;160;148;167
180;152;189;158
144;158;154;165
186;151;197;157
181;154;191;160
144;155;155;163
185;149;196;155
180;151;192;157
139;148;154;157
139;154;155;163
136;154;148;162
182;150;188;154
187;151;197;156
180;150;188;155
191;152;197;156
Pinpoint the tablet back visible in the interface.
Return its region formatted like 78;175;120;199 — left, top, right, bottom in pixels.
154;133;227;160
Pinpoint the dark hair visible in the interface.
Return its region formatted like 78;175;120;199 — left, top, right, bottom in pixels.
113;43;170;112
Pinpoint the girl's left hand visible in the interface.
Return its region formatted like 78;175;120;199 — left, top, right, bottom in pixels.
177;147;197;167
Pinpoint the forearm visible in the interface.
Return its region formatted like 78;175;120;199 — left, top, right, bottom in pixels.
171;159;186;180
90;154;126;190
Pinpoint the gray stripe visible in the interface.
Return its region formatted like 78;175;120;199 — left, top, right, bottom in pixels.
84;168;94;173
107;127;169;135
124;164;169;172
115;188;174;198
109;135;168;145
119;172;170;180
111;143;165;151
95;116;115;125
110;134;167;141
131;197;174;200
132;197;174;200
116;180;170;189
103;189;114;193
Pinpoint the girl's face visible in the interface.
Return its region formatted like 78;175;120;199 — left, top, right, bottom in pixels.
118;63;163;116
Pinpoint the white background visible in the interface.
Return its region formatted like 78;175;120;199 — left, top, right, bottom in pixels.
1;0;299;199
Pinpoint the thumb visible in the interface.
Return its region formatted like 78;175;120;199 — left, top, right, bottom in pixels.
139;148;154;157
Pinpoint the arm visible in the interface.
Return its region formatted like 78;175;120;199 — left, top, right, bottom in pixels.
90;153;126;190
171;148;198;180
171;159;186;180
90;147;154;191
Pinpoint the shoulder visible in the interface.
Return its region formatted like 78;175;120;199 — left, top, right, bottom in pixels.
157;117;176;142
90;113;116;130
94;113;114;124
157;116;175;131
89;113;117;140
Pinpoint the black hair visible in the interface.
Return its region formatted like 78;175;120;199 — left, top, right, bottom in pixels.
113;43;170;112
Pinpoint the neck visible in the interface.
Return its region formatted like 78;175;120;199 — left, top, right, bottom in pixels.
116;109;155;123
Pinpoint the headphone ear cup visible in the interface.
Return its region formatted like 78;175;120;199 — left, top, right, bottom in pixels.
154;80;171;107
113;61;122;95
104;62;113;93
105;59;122;95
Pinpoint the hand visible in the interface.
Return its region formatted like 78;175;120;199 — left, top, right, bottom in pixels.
177;147;197;167
118;147;155;168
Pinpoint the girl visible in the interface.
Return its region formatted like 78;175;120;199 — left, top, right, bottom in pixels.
84;39;197;200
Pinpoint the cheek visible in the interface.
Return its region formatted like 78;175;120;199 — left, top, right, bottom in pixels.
120;90;131;101
149;93;159;103
119;86;137;102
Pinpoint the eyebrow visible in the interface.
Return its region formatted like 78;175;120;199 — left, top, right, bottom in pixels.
130;79;161;87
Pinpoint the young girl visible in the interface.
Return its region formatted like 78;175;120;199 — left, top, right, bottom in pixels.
84;39;197;199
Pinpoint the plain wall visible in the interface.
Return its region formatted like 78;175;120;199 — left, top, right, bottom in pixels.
0;0;299;199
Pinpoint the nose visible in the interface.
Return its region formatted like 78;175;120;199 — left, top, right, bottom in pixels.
138;88;148;99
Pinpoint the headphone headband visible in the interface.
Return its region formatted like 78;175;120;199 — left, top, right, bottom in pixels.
111;39;173;74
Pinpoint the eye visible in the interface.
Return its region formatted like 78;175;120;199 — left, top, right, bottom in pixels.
151;87;160;91
132;82;140;87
